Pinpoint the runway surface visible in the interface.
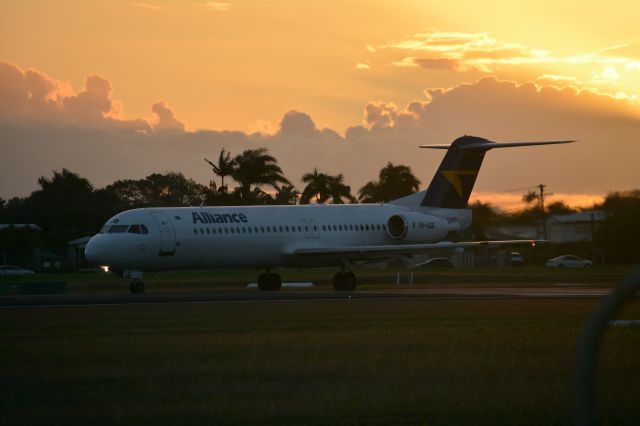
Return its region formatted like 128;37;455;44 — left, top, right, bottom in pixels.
0;286;614;309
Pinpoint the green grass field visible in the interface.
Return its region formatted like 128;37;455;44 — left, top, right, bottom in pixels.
2;288;640;425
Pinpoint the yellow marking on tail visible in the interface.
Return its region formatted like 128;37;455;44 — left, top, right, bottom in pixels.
440;170;478;197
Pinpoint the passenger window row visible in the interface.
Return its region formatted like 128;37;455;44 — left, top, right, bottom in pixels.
193;223;387;236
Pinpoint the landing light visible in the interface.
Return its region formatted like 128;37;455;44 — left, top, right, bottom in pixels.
100;266;110;273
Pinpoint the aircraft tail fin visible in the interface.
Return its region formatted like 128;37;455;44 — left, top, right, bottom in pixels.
418;136;574;209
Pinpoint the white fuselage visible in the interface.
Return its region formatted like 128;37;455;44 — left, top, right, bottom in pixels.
85;203;471;272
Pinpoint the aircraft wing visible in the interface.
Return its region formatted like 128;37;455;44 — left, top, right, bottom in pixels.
293;240;539;258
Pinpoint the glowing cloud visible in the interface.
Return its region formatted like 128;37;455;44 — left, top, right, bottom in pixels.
0;61;170;132
383;31;539;73
371;30;640;101
129;3;165;11
199;1;233;12
151;101;186;132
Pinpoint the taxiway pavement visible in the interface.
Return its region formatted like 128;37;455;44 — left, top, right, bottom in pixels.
0;286;614;309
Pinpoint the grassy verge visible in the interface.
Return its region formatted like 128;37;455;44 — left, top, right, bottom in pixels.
0;265;633;294
2;297;640;425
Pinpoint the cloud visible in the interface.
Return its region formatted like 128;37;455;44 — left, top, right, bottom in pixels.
61;75;116;125
0;60;185;132
2;62;640;205
596;43;640;59
364;101;397;128
129;2;165;11
274;110;342;142
277;110;316;137
537;74;578;83
199;1;233;12
372;30;640;100
383;31;538;73
151;101;186;132
352;77;640;194
412;57;476;72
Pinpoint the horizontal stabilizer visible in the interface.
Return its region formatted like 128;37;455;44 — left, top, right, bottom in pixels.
417;135;574;209
420;139;575;150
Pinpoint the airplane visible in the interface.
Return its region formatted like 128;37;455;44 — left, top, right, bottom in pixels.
85;135;573;293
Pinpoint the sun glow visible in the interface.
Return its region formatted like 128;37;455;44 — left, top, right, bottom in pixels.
469;192;605;213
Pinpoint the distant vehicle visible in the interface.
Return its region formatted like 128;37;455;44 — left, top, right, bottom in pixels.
416;257;454;268
510;252;524;266
546;255;592;269
0;265;35;276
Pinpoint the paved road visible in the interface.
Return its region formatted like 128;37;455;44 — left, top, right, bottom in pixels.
0;286;614;309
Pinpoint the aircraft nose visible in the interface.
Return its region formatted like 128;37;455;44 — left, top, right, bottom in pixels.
85;235;109;265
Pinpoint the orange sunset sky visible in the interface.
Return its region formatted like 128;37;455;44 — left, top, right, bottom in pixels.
1;0;639;210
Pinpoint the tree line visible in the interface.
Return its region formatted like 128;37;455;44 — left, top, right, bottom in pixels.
1;147;638;264
0;147;420;255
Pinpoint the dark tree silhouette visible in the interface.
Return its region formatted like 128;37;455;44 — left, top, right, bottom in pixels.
546;201;576;215
6;169;120;252
326;174;356;204
230;148;290;200
300;169;355;204
106;172;208;208
300;168;331;204
204;148;235;190
596;190;640;263
468;201;499;240
358;162;420;203
272;184;299;205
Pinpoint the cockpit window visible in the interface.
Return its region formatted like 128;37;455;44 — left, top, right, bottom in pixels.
127;224;150;234
127;224;149;234
109;225;130;233
128;225;141;234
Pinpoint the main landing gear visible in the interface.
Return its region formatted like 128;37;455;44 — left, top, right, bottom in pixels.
332;271;357;291
254;269;357;292
129;280;145;294
258;272;282;291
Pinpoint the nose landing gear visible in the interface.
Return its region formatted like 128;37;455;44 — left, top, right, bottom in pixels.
257;272;282;291
123;271;145;294
129;280;145;294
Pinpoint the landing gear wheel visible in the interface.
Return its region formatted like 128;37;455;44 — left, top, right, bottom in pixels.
344;272;357;291
258;273;282;291
333;272;357;291
129;280;145;294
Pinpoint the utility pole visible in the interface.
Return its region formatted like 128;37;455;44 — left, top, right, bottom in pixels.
538;184;552;240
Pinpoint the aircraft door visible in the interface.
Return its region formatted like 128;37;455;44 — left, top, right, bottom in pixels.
309;219;320;238
150;211;177;256
301;219;311;239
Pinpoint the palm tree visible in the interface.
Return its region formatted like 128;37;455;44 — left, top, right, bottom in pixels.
300;169;355;204
300;168;331;204
357;181;379;204
358;162;420;203
204;148;235;190
273;184;299;205
327;173;357;204
231;148;290;200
